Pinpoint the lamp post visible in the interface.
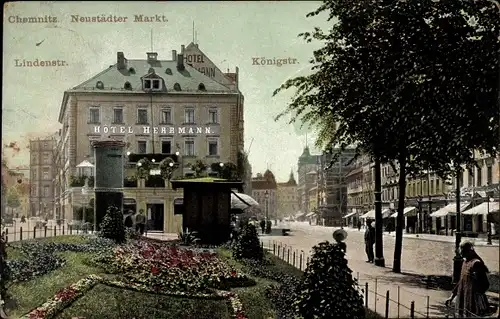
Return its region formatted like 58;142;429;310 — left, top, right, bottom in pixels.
487;197;494;245
452;168;463;284
175;151;183;178
218;162;224;178
265;190;269;221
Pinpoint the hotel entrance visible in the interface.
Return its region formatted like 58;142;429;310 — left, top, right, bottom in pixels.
146;203;164;232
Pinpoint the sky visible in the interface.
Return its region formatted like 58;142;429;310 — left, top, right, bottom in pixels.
2;1;330;182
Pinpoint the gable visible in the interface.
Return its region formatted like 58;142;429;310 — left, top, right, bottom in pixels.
183;43;234;87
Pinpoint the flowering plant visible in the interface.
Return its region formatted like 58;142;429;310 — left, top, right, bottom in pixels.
22;275;101;319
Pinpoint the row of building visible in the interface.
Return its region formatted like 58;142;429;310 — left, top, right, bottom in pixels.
23;42;249;233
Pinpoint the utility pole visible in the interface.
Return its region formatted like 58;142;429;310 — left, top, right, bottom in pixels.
374;156;385;267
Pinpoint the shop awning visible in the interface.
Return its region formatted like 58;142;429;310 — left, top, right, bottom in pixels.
305;212;316;218
430;203;470;217
462;202;499;216
361;210;375;219
343;211;358;219
390;206;417;218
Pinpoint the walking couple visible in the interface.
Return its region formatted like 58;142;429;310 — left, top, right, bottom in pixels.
364;220;376;263
124;209;146;235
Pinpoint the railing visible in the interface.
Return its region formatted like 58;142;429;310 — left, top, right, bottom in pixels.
262;240;433;319
2;224;91;243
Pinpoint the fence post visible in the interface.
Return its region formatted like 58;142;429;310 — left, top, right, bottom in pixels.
397;286;400;319
410;301;415;319
273;242;276;254
375;278;378;312
33;227;36;239
293;250;296;267
385;290;390;319
426;296;430;318
4;228;8;243
62;225;65;235
282;245;285;259
278;245;281;257
365;282;369;308
306;256;310;266
287;248;290;263
69;225;72;235
19;227;22;241
299;251;303;271
44;226;47;237
54;226;57;237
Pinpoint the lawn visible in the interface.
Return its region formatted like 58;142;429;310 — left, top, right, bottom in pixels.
4;235;382;319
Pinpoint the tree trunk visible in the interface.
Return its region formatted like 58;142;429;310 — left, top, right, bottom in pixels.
374;157;385;266
393;155;407;273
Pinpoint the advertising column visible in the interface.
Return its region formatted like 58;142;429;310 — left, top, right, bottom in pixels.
92;140;125;230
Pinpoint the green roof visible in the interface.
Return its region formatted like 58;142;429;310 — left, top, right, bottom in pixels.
69;59;234;93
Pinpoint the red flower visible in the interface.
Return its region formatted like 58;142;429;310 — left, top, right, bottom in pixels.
151;266;160;274
231;271;237;277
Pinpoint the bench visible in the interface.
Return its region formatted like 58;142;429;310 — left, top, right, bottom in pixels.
282;229;291;236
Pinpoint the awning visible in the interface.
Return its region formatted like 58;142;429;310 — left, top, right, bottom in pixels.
430;203;470;217
231;192;259;210
390;206;417;218
343;211;358;219
361;210;375;219
76;160;95;168
305;212;317;218
462;202;499;216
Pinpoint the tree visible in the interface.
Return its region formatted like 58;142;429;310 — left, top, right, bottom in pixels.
274;0;499;273
190;160;208;178
6;187;20;209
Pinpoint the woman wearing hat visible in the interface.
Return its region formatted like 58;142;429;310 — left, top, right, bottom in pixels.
333;228;347;253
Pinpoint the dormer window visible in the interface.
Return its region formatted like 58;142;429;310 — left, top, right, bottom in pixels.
143;78;161;91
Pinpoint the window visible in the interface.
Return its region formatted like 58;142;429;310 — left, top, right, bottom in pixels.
468;169;473;187
113;108;124;123
161;140;171;154
487;166;493;185
42;168;49;180
137;141;147;154
43;153;50;164
430;180;435;195
184;139;195;156
143;79;161;91
89;140;96;156
43;185;50;197
89;107;100;123
32;154;37;163
208;139;219;156
436;179;440;193
32;168;38;180
476;167;482;186
161;108;172;124
137;109;148;124
31;185;37;197
184;108;195;124
208;108;219;124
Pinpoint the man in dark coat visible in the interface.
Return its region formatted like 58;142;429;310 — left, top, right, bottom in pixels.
364;220;376;263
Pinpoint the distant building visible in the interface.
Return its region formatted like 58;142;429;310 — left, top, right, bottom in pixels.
297;146;319;215
251;170;278;219
29;138;57;217
276;170;298;219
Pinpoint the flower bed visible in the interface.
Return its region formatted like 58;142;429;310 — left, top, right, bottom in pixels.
21;275;101;319
7;237;114;282
22;275;248;319
97;240;255;291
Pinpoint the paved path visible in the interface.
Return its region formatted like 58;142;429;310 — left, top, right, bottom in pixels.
260;222;500;318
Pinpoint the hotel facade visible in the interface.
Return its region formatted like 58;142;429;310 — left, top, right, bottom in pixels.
55;42;245;232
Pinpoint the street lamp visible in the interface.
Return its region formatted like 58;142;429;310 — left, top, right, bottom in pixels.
487;197;494;245
265;190;269;221
81;180;90;231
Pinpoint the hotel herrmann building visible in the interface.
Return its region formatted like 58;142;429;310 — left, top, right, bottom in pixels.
55;43;245;233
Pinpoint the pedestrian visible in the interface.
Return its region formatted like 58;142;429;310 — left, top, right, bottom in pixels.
230;216;239;243
124;210;134;229
445;242;491;317
364;220;375;263
135;209;146;235
333;228;347;253
357;220;362;231
260;219;266;234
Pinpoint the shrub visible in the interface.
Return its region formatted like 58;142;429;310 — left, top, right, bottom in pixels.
178;230;199;246
125;228;141;240
232;223;263;261
295;241;365;319
99;206;126;243
265;220;272;234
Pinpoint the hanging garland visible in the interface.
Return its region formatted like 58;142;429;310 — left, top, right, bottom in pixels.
159;157;176;180
136;158;152;180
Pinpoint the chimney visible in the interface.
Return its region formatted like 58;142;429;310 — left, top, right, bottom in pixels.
172;50;177;60
177;53;184;70
181;45;185;53
117;52;127;70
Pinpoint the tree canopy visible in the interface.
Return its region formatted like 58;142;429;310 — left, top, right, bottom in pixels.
274;0;499;178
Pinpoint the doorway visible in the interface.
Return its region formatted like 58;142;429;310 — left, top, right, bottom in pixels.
146;203;164;231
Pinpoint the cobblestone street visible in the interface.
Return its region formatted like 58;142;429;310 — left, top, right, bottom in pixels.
260;222;500;318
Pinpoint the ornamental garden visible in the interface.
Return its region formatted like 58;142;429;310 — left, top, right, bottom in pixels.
1;206;381;319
